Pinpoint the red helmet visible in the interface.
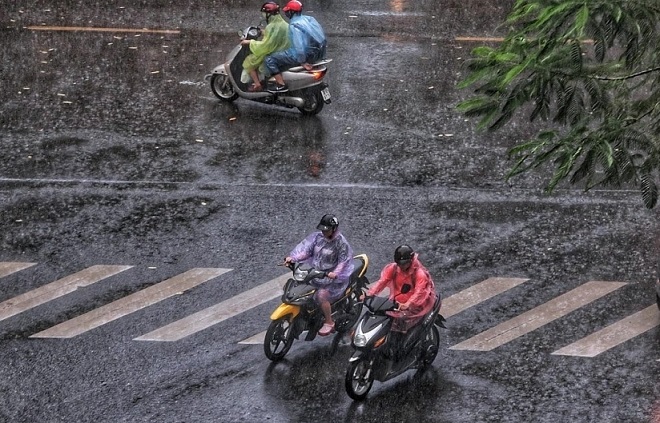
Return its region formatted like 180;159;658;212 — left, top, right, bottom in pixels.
261;1;280;15
282;0;303;13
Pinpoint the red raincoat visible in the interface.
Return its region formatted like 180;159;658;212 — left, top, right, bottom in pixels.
366;255;437;332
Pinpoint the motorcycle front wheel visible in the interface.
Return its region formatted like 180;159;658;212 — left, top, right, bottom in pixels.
297;90;324;115
264;316;294;361
210;74;238;102
345;358;374;400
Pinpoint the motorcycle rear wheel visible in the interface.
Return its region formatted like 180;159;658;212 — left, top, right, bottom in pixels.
345;358;374;400
417;325;440;372
210;74;238;102
264;316;294;361
336;291;362;333
297;90;324;115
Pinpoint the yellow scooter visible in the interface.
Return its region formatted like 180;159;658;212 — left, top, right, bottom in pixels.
264;254;369;361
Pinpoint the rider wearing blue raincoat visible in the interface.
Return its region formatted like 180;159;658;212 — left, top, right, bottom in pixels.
284;214;354;336
265;0;327;93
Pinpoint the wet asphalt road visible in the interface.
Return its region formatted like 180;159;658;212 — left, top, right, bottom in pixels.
1;1;659;422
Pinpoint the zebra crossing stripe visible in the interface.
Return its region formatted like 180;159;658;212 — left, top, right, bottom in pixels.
0;262;37;278
441;277;529;318
551;305;660;357
239;332;266;345
30;268;229;338
449;281;627;351
134;272;290;342
0;265;132;323
238;276;531;345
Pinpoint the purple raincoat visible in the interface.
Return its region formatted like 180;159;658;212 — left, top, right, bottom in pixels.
288;231;354;301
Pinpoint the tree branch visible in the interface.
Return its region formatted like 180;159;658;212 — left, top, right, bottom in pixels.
595;67;660;81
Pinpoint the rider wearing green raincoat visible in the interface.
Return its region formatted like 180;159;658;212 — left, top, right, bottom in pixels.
242;2;290;92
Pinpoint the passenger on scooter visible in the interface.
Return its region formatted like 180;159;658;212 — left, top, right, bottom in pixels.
264;0;327;93
363;245;437;352
283;214;354;336
241;2;290;92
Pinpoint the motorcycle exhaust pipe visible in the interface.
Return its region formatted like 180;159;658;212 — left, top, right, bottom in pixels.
277;96;305;108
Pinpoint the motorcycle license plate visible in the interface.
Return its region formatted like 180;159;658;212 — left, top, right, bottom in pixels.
321;87;331;102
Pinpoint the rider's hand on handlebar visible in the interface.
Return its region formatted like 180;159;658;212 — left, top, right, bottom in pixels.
399;301;410;311
327;271;337;279
241;40;251;46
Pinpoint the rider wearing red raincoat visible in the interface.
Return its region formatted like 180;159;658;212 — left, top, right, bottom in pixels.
366;245;437;332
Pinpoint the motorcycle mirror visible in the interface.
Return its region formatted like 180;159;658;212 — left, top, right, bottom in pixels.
401;284;412;294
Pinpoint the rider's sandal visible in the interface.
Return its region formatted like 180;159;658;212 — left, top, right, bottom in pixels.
318;322;335;336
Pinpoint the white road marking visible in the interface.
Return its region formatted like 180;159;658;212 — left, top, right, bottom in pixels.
449;281;627;351
0;262;37;278
552;305;660;357
442;277;529;318
238;277;530;345
239;332;266;345
134;273;289;342
31;268;229;338
0;265;132;323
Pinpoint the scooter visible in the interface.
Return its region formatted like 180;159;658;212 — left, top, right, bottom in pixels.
264;254;369;361
206;25;332;115
344;291;446;400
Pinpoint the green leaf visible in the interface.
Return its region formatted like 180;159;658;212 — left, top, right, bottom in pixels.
640;173;658;209
501;63;528;87
456;0;660;208
574;5;589;38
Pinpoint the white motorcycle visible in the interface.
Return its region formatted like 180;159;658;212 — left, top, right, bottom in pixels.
206;26;332;115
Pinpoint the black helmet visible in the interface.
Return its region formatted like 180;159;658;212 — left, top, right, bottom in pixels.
394;245;414;266
261;1;280;15
316;214;339;232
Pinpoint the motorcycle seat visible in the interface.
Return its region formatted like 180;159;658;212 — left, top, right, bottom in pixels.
288;59;333;72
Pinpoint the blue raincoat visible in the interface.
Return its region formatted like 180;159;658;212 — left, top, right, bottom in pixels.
287;14;326;63
265;14;327;75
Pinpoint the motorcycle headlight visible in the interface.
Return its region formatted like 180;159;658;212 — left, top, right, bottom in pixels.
354;334;367;347
293;268;308;281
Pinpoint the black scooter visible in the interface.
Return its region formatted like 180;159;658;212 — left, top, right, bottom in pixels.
206;26;332;115
344;290;446;400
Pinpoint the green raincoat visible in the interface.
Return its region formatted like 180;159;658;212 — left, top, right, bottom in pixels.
242;14;290;74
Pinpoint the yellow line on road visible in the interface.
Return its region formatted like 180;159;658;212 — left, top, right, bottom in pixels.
455;36;504;42
26;25;180;34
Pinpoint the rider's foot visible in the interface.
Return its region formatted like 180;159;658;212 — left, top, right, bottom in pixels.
267;83;288;93
248;83;262;92
318;321;335;336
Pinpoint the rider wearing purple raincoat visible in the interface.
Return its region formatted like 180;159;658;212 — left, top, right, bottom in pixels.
285;214;354;336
